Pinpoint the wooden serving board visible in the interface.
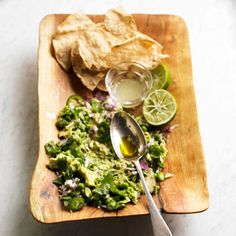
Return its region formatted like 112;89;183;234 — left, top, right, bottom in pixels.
30;14;209;223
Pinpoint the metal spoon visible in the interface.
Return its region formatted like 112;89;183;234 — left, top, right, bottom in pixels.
110;111;173;236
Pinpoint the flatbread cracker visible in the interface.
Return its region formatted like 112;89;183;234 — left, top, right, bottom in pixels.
71;41;105;91
52;13;95;71
97;79;107;92
103;33;167;70
103;6;137;41
75;25;112;70
52;7;168;91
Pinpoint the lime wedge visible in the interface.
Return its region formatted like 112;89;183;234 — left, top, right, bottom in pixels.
143;89;177;126
151;63;171;90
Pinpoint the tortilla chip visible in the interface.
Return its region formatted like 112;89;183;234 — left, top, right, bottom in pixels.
75;25;112;71
97;79;107;92
57;12;95;34
71;7;140;71
52;7;168;91
71;8;166;72
71;41;105;91
75;32;166;71
103;33;167;69
52;13;95;71
53;32;79;71
103;6;137;42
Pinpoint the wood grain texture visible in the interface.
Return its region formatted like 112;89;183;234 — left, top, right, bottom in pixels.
30;14;209;223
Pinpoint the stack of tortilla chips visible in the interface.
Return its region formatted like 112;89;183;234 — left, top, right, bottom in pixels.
53;7;167;91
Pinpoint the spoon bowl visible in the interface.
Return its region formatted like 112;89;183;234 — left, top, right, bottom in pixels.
110;111;146;161
110;111;173;236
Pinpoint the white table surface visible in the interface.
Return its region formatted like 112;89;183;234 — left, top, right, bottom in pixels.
1;0;236;235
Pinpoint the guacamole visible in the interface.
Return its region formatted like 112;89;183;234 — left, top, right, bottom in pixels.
45;94;168;212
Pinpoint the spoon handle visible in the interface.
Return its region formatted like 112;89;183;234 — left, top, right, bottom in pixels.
134;160;173;236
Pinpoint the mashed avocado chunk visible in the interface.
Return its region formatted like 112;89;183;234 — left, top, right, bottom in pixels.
45;94;168;212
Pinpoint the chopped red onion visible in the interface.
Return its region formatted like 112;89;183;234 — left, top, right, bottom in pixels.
103;103;114;111
60;138;68;145
65;179;77;190
95;91;107;101
84;93;93;102
140;158;149;170
93;125;98;133
59;185;67;196
106;96;119;108
169;124;179;131
163;124;180;133
148;138;155;147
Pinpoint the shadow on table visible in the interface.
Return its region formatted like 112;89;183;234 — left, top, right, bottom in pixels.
10;54;188;236
17;213;187;236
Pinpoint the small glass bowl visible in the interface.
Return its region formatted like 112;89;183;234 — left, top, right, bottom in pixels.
105;62;153;108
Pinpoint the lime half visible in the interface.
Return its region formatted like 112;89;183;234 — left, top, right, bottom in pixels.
151;63;171;90
143;89;177;126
